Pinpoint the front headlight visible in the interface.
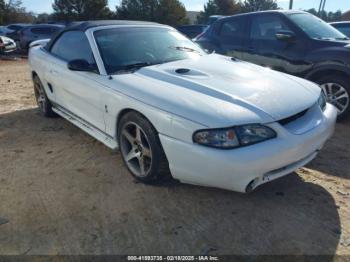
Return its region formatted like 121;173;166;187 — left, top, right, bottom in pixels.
318;91;327;111
193;124;276;149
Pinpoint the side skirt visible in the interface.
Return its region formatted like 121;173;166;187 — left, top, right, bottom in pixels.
52;106;119;150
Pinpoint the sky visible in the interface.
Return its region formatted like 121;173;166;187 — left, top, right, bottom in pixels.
18;0;350;14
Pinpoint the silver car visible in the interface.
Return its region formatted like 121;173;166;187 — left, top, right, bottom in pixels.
0;36;16;54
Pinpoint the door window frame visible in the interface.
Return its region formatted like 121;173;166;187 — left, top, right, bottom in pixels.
219;19;242;39
48;30;101;74
214;16;247;50
249;13;292;41
247;13;304;42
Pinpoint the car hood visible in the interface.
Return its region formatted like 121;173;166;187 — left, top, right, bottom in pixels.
314;38;350;45
110;54;320;127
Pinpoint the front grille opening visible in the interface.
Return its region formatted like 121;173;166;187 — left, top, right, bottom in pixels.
278;109;308;126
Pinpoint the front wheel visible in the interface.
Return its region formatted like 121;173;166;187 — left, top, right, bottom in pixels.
118;112;170;183
316;75;350;120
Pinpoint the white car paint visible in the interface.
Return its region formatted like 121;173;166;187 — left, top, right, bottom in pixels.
28;24;337;193
0;36;16;53
29;39;50;49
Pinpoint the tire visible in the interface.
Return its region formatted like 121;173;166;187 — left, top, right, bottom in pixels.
33;75;56;118
316;74;350;120
24;42;31;54
118;111;171;183
15;40;20;51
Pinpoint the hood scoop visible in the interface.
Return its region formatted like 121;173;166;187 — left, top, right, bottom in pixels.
169;68;209;78
175;68;191;74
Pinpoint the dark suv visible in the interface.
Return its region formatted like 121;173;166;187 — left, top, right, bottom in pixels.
177;25;208;39
5;23;31;42
18;24;64;51
195;10;350;119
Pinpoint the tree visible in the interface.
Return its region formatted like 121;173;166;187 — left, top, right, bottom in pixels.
197;0;241;24
52;0;113;22
0;0;5;24
215;0;241;15
306;8;318;16
326;10;342;22
116;0;189;26
196;0;218;24
83;0;114;20
2;0;35;24
241;0;278;12
343;10;350;21
156;0;188;26
35;13;53;24
305;8;343;22
116;0;158;21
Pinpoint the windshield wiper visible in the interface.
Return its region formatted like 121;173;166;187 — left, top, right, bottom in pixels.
336;37;350;40
169;46;201;54
315;37;332;40
111;62;153;74
316;36;350;41
124;62;152;70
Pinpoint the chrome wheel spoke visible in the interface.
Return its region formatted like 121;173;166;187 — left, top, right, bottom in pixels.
122;130;135;145
135;126;142;142
327;83;333;94
335;93;349;101
322;83;333;97
335;102;346;111
125;149;138;162
35;86;45;109
334;89;345;97
138;157;146;175
320;82;349;114
120;122;153;178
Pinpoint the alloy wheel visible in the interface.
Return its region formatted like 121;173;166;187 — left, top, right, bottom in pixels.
320;82;350;115
34;79;46;113
120;122;153;178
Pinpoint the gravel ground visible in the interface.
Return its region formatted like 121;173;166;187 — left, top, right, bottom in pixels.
0;60;349;256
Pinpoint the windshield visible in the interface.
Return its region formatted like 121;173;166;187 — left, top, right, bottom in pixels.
94;27;206;74
288;13;348;40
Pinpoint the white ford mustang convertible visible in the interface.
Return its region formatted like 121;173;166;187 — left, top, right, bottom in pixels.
29;21;337;193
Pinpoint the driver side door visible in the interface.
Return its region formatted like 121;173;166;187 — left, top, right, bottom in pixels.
46;31;106;132
243;14;306;74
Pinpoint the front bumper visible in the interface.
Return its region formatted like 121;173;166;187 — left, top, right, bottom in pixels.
0;43;16;53
159;104;337;193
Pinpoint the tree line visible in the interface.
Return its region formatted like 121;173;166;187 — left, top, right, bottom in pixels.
0;0;345;27
0;0;36;24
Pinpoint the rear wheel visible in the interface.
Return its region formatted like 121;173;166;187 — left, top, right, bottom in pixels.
118;112;170;183
33;76;56;117
316;75;350;120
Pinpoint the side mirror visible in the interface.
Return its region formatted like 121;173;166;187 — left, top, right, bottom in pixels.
275;30;296;41
68;59;97;73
